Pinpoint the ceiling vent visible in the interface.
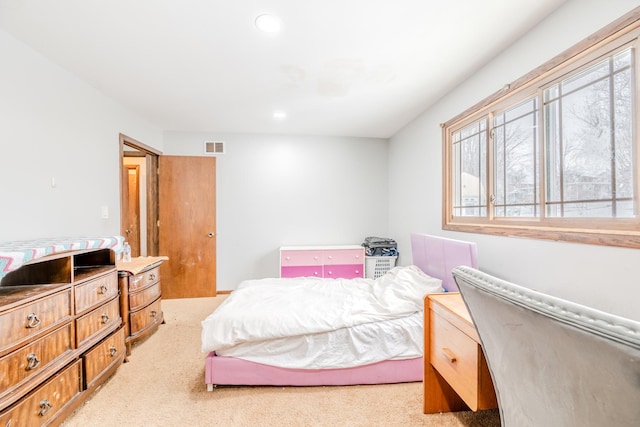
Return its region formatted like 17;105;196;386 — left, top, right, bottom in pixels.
204;141;225;155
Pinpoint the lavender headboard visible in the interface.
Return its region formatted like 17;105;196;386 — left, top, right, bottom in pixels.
410;233;478;292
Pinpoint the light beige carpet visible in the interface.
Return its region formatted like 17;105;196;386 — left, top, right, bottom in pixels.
62;296;500;427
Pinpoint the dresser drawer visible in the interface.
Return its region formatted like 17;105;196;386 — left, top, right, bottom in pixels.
323;264;363;278
83;327;125;388
0;289;72;356
0;359;81;426
129;297;162;337
280;246;364;279
129;281;161;311
0;323;74;408
430;310;481;410
280;250;324;267
129;267;161;292
74;271;119;315
323;249;364;265
75;297;121;349
280;266;322;278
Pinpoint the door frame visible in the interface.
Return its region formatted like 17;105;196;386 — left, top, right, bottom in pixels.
119;133;161;256
123;163;141;256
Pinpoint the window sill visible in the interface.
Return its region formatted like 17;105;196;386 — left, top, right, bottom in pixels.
443;222;640;249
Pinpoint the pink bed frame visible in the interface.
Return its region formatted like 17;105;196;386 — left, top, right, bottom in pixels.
205;233;478;390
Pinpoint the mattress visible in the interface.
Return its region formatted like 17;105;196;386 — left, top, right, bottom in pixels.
201;265;443;369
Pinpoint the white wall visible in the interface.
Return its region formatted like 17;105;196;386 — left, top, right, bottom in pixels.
5;0;639;317
0;29;163;241
163;132;389;290
389;0;640;320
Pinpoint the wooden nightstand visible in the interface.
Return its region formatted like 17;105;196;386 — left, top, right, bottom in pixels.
423;292;497;414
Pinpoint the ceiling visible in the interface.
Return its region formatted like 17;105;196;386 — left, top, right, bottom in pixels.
0;0;568;138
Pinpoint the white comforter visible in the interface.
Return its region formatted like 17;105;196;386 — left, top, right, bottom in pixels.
201;265;443;369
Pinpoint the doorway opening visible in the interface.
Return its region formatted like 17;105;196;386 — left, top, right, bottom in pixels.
119;133;161;256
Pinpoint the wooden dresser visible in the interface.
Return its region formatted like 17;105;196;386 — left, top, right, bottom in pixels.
0;248;125;426
117;256;166;355
279;245;364;279
423;293;497;414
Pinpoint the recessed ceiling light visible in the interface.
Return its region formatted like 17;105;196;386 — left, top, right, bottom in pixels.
273;111;287;120
255;14;281;33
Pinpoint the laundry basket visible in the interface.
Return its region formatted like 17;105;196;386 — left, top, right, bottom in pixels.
365;256;398;279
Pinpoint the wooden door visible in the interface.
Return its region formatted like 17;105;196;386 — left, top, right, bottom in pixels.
124;164;141;257
159;156;216;298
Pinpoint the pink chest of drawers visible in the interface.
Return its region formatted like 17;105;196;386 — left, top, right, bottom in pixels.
280;245;365;279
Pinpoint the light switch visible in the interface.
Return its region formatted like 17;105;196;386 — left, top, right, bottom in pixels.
101;206;109;219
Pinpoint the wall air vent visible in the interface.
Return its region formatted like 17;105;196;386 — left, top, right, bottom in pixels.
204;141;225;155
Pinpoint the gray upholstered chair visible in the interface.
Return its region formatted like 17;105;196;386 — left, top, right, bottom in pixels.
452;266;640;427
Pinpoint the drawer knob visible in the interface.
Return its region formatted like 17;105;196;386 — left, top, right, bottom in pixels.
99;284;108;294
327;271;333;275
109;345;118;357
151;310;157;318
441;347;458;363
101;313;110;324
149;273;156;281
26;353;41;371
38;399;53;417
26;313;41;329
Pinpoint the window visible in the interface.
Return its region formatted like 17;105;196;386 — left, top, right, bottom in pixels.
544;49;633;219
493;97;539;218
443;11;640;249
451;119;487;217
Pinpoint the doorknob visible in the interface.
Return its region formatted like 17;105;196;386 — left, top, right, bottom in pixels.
208;232;215;238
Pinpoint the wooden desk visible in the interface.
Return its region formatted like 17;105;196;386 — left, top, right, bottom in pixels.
424;293;497;413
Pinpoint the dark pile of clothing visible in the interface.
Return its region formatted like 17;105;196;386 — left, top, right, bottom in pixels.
362;236;399;257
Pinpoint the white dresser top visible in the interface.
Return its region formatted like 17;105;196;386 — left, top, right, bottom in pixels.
280;245;363;251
